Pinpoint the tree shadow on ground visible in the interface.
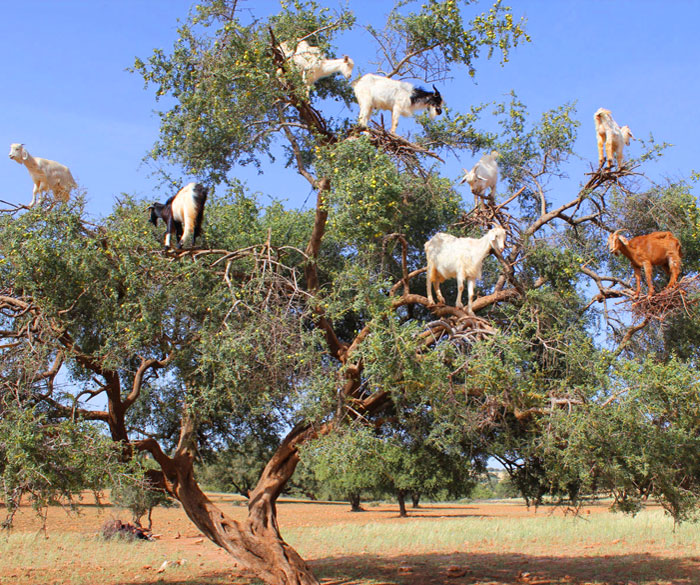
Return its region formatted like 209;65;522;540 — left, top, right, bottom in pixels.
312;550;700;585
102;550;700;585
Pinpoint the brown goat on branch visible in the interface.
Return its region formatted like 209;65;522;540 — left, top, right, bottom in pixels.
607;230;682;297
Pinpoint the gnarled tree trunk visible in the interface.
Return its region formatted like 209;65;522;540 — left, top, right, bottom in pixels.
138;421;319;585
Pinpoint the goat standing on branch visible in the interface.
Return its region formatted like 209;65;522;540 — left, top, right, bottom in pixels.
8;143;77;207
594;108;634;170
279;40;354;93
460;151;500;208
353;73;443;134
425;224;507;315
607;230;682;297
149;182;208;249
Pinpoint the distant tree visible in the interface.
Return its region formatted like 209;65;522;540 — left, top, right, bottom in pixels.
111;458;178;529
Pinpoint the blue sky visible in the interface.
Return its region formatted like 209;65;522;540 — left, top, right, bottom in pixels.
1;1;698;217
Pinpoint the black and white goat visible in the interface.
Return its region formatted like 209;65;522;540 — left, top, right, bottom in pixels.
353;73;443;134
149;182;208;249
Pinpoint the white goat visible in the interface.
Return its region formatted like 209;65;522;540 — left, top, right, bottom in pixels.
353;73;443;134
425;225;507;315
460;151;499;207
8;143;77;207
594;108;634;169
279;40;354;92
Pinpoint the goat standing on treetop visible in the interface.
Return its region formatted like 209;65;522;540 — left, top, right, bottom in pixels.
8;143;77;208
460;151;500;208
607;230;682;297
279;40;354;94
594;108;634;170
353;73;443;134
149;183;208;249
425;224;507;315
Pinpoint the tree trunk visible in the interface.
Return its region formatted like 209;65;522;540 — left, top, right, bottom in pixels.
397;490;408;517
411;492;420;508
137;422;320;585
349;492;363;512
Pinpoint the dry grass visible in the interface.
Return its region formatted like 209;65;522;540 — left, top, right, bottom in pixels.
1;496;699;585
287;508;700;559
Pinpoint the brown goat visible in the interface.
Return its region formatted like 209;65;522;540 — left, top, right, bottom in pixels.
607;230;682;297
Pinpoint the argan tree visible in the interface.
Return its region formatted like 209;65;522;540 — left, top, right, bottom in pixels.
2;2;700;585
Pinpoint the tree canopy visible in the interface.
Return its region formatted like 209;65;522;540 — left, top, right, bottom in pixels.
2;2;699;584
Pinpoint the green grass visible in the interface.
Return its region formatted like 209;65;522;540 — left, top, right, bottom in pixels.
285;508;700;558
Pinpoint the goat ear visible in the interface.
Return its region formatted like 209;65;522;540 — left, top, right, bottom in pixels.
21;148;28;161
432;84;441;96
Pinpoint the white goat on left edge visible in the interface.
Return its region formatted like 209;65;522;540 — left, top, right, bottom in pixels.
353;73;443;134
9;143;77;207
279;40;354;92
594;108;634;169
460;151;499;208
425;225;507;315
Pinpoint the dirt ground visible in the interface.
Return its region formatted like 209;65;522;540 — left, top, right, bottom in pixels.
3;494;699;585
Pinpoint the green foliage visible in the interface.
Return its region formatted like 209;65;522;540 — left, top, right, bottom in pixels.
195;433;279;496
469;471;520;499
539;357;700;522
385;0;529;78
131;0;355;182
0;406;121;528
302;425;474;503
110;458;177;528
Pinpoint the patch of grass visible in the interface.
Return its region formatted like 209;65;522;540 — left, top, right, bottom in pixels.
285;509;700;559
0;532;227;585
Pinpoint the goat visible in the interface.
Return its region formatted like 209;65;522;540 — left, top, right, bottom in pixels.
353;73;443;134
607;230;682;297
425;224;507;315
279;40;354;92
149;182;208;249
8;143;77;207
594;108;634;169
460;151;500;207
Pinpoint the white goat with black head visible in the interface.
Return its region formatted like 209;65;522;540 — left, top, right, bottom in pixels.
353;73;443;134
149;182;208;249
594;108;634;169
460;151;500;207
424;224;507;315
279;40;354;93
8;143;77;207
